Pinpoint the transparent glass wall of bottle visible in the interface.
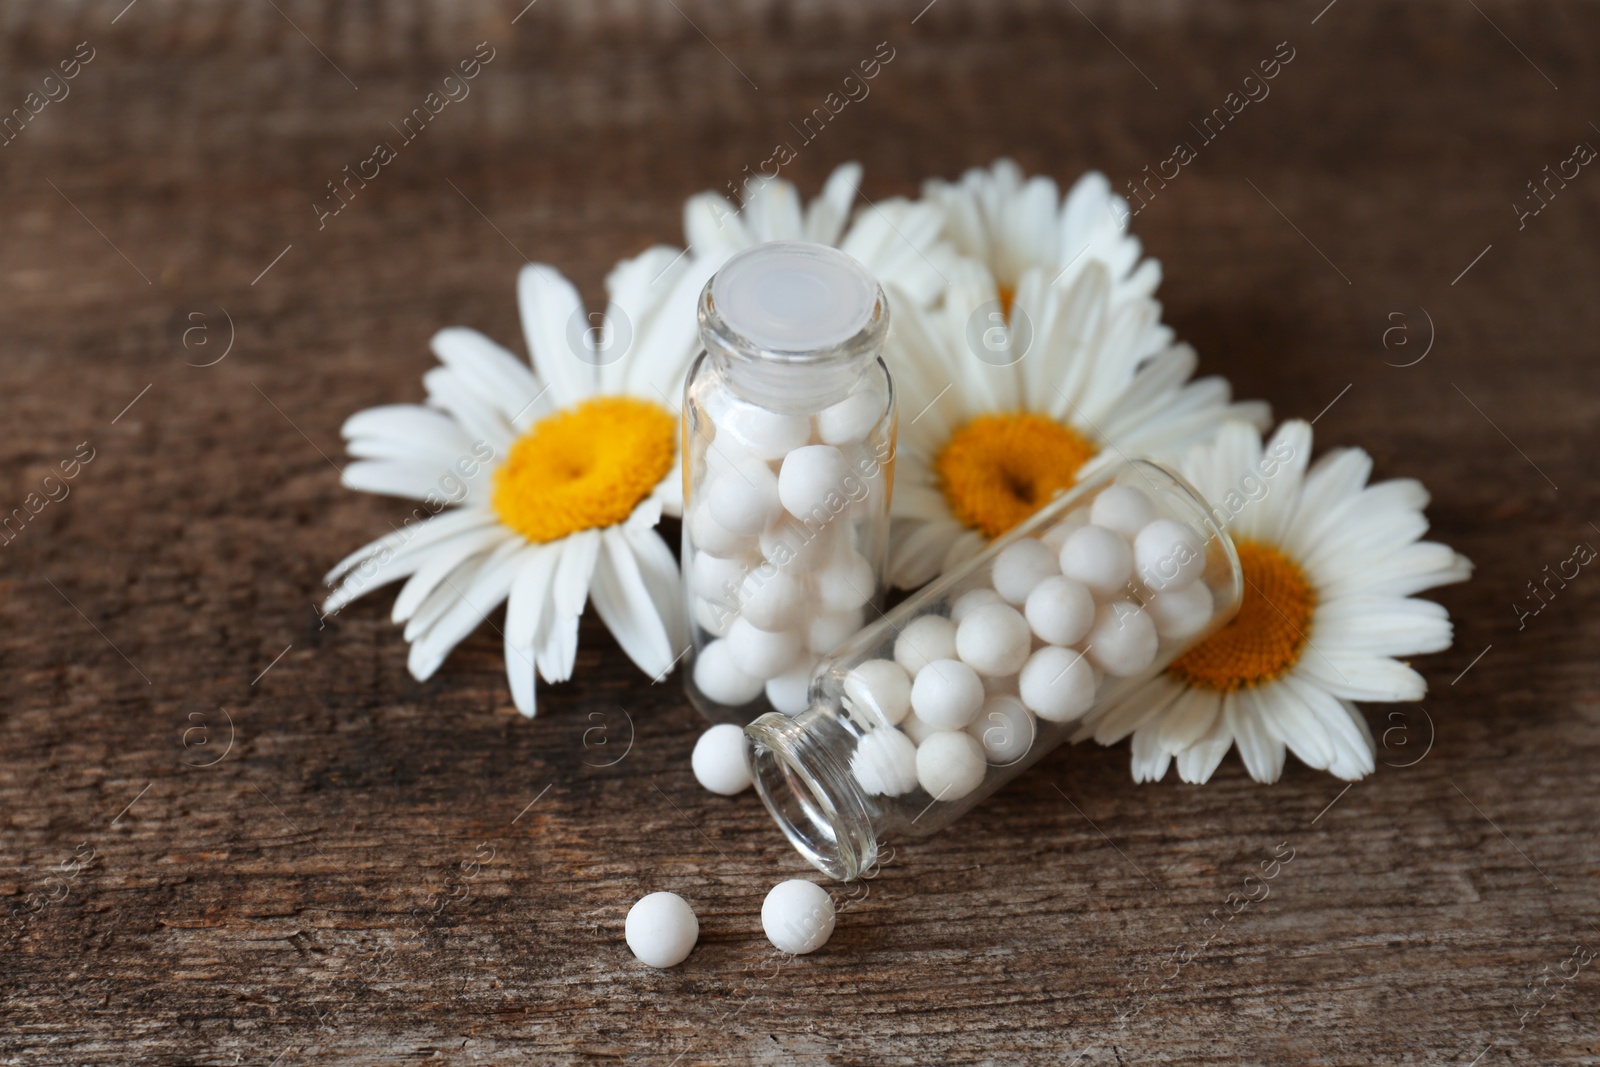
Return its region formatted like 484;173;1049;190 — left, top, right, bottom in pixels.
681;245;895;725
745;461;1244;881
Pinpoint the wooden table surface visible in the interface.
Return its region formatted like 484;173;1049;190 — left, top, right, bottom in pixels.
2;1;1597;1063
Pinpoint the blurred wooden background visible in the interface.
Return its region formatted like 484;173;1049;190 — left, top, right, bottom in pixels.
1;1;1597;1063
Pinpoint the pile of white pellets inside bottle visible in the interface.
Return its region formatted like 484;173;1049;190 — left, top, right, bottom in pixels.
687;389;890;714
837;481;1219;807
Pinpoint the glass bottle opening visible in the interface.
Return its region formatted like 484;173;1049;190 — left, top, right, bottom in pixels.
746;710;879;881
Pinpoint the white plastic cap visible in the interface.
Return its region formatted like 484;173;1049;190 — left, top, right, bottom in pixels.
711;241;879;354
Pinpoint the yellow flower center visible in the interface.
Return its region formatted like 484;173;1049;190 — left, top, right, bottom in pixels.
934;412;1098;539
1169;540;1316;691
490;396;676;543
997;284;1016;321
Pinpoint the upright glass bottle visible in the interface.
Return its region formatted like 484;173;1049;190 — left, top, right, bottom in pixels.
682;241;896;724
745;461;1245;880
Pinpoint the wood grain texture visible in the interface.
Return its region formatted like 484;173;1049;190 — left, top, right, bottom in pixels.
2;1;1597;1063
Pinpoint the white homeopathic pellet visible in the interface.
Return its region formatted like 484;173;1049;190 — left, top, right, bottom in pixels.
899;709;941;746
893;615;958;676
1147;581;1215;640
950;586;1004;623
693;638;764;706
704;430;756;475
1090;484;1157;538
692;723;753;796
762;518;835;569
778;444;852;520
1040;513;1087;553
1134;518;1207;592
689;501;750;558
765;656;817;714
990;538;1061;605
725;616;802;679
909;658;985;729
692;596;733;638
1058;525;1134;599
814;548;874;612
1018;645;1096;722
1024;575;1096;646
762;879;836;954
738;569;807;631
843;658;912;726
721;403;812;461
1086;600;1159;677
806;607;863;654
625;892;699;968
690;551;748;605
968;695;1036;765
850;725;919;796
707;458;780;536
915;730;987;800
955;602;1032;677
817;390;882;445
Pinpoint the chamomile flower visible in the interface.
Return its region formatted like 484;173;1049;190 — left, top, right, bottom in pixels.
1074;419;1473;784
683;162;957;306
921;158;1161;313
885;253;1270;588
322;254;695;717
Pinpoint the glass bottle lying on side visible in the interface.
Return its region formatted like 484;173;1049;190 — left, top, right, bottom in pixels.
745;460;1245;881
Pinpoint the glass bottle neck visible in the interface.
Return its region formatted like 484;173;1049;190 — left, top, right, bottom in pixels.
746;708;879;881
702;345;879;413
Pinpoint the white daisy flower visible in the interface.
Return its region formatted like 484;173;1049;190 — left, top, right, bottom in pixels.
321;253;696;717
921;158;1161;311
683;161;957;306
885;252;1270;588
1074;419;1473;785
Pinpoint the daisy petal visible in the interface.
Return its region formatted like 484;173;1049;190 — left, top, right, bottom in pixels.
422;367;515;453
504;543;562;716
1155;685;1223;754
1320;541;1472;599
325;507;496;586
1313;595;1454;657
1282;676;1374;780
343;404;475;461
804;162;863;246
342;461;453;503
1253;420;1311;544
517;264;595;410
889;519;965;590
430;327;545;429
1089;676;1183;745
1175;710;1234;784
742;176;805;243
539;528;601;684
1251;680;1334;771
589;526;675;680
1130;727;1173;783
621;508;689;655
390;526;507;624
407;539;525;680
1227;691;1286;784
1297;651;1427;703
